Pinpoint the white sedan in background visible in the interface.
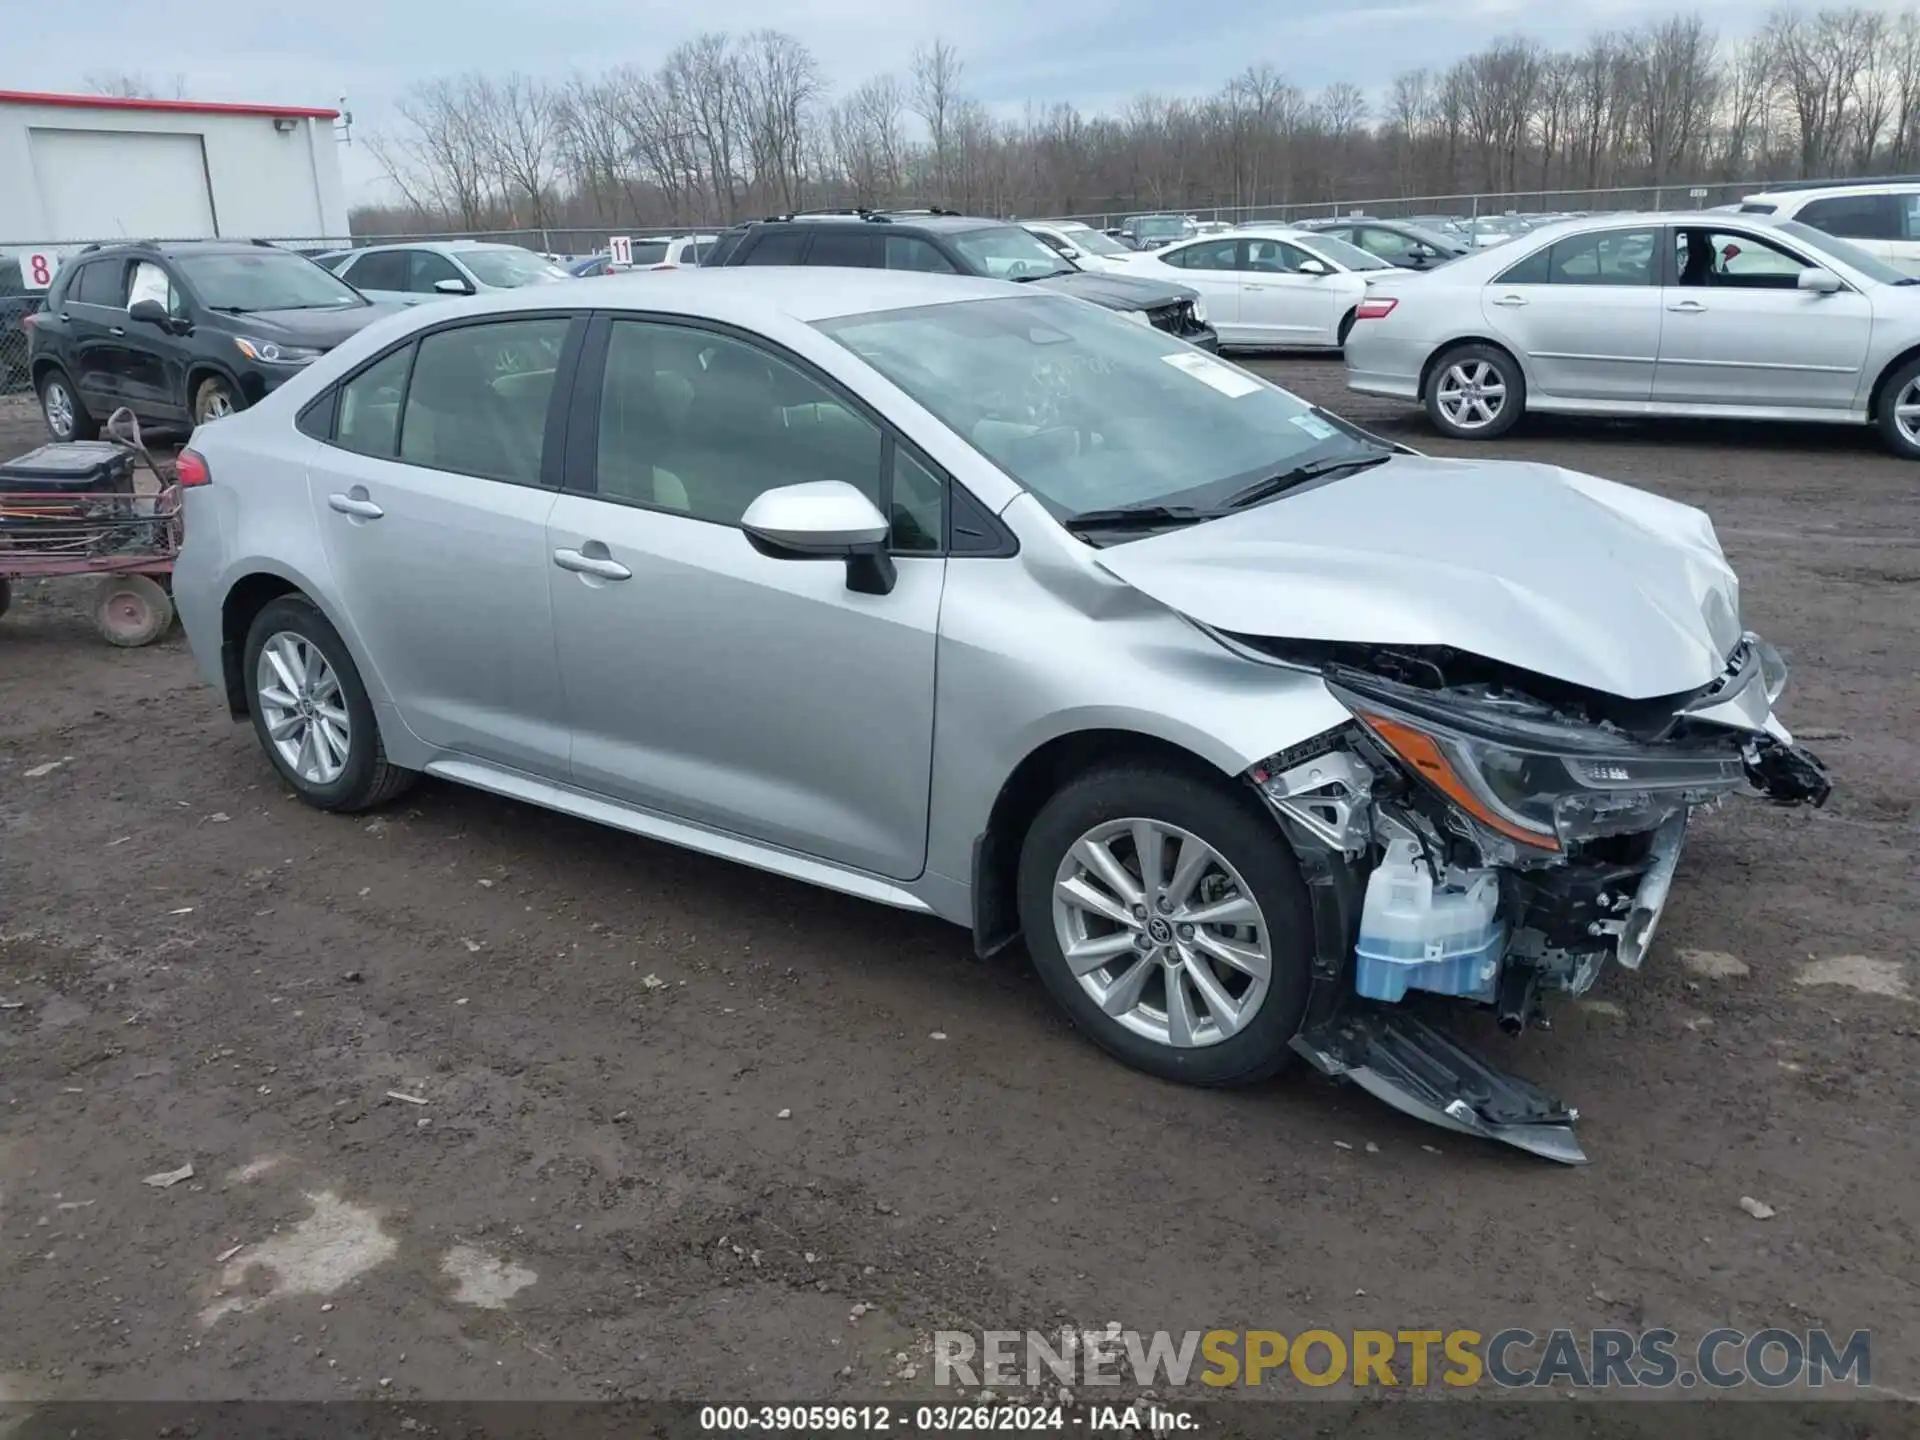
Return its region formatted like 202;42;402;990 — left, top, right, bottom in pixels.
1122;227;1392;349
1021;220;1151;274
1344;210;1920;457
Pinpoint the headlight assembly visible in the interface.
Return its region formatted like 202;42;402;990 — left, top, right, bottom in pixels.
1334;685;1748;853
234;336;324;365
1190;297;1208;324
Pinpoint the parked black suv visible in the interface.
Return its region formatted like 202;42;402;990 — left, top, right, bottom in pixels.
704;210;1218;350
27;239;398;440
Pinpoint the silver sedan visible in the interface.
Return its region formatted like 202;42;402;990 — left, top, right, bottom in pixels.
1343;210;1920;458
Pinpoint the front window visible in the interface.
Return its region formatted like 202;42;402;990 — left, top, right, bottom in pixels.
1775;219;1911;285
1290;233;1393;272
457;247;571;288
947;225;1074;280
175;251;366;312
818;293;1386;528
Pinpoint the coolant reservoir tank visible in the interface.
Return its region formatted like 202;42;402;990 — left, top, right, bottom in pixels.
1354;838;1505;1002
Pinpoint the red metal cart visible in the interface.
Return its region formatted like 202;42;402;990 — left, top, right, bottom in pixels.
0;409;182;647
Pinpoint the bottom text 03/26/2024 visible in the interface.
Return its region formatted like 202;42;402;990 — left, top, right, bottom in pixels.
697;1403;1187;1432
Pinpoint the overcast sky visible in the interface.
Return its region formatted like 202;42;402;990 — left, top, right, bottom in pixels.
9;0;1909;205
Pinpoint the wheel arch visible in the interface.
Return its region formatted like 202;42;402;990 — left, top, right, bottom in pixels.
1866;343;1920;421
217;564;381;721
187;361;254;415
1418;334;1529;401
968;727;1249;960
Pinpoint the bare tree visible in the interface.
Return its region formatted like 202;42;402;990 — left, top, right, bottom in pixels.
84;71;188;101
740;30;823;213
911;39;965;199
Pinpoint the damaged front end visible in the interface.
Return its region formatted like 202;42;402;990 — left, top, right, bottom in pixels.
1231;632;1830;1164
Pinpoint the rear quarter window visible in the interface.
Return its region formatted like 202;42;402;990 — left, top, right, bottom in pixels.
739;230;810;266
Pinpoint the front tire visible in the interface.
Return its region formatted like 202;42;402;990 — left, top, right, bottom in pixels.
1016;765;1315;1087
1425;342;1523;439
193;375;240;427
243;595;417;812
40;368;99;441
1877;356;1920;459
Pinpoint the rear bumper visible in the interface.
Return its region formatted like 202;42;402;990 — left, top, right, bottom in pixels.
1343;333;1426;400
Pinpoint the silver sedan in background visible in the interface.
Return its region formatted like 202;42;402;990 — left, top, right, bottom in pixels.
1344;210;1920;458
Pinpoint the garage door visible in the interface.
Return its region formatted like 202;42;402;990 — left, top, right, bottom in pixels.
28;128;218;243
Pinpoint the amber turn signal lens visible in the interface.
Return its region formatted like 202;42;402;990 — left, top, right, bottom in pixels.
1357;710;1561;851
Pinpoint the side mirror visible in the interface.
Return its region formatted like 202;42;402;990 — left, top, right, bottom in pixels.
128;298;170;327
741;481;897;595
434;277;475;295
1297;258;1330;276
1798;268;1842;294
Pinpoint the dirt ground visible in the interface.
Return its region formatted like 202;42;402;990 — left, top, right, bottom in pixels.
1;369;1916;1411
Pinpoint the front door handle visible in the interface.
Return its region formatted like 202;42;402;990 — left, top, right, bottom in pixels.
1490;294;1528;307
109;326;126;337
1668;300;1707;313
553;547;632;581
327;493;384;520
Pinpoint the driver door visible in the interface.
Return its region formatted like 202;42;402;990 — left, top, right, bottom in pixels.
545;316;945;881
122;260;192;420
1240;238;1345;346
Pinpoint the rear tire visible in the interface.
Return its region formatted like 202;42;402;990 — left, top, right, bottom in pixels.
1425;342;1523;440
1336;309;1357;348
1016;764;1315;1087
243;595;418;812
39;368;99;441
0;577;11;620
1876;355;1920;459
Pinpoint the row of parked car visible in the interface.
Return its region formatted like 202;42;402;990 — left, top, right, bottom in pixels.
20;178;1920;459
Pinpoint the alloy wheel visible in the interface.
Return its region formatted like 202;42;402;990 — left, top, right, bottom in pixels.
44;380;75;438
1894;378;1920;450
201;389;235;422
1435;360;1507;430
255;631;351;786
1050;818;1273;1049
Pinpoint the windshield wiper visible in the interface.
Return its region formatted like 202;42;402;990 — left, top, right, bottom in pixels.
1009;270;1074;282
1223;451;1393;510
1067;503;1220;535
207;304;256;314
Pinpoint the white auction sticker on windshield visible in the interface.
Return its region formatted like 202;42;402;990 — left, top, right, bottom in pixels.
1289;413;1338;440
1160;351;1264;398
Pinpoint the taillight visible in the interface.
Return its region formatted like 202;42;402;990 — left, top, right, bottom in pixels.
1355;297;1399;321
174;449;211;487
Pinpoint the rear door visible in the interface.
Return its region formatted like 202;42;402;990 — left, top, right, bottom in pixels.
61;258;132;410
1653;226;1872;411
1478;225;1663;404
306;313;581;775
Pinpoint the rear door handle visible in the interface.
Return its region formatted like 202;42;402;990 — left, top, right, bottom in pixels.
327;493;384;520
1490;294;1528;307
553;547;632;581
1668;300;1707;313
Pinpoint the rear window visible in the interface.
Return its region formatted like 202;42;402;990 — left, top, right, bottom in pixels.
631;241;670;266
0;258;20;296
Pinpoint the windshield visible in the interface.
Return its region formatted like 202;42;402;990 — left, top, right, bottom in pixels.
949;225;1074;280
175;252;366;311
1400;222;1464;252
1292;233;1393;271
459;247;571;288
1776;219;1911;285
1062;226;1131;257
817;293;1386;526
1130;216;1194;241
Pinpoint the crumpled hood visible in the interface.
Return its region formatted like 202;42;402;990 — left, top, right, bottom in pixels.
1033;270;1197;310
1092;453;1744;700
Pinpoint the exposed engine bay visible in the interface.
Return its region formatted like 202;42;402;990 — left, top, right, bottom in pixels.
1223;632;1832;1164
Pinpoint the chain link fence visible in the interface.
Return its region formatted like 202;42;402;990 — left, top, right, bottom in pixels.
1050;180;1763;230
